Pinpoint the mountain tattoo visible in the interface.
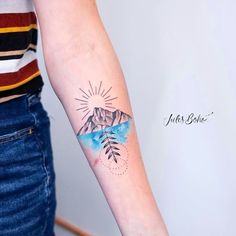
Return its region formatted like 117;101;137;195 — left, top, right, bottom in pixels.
75;81;132;175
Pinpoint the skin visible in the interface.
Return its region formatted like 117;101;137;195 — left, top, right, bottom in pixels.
0;94;27;103
33;0;169;235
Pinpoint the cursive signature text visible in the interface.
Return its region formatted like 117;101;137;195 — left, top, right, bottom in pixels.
164;112;214;126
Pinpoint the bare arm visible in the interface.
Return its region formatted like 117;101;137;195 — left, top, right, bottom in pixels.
33;0;169;235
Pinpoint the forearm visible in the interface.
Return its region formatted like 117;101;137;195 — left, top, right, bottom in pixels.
35;1;168;235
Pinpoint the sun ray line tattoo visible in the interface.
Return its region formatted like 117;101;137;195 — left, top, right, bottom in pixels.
82;110;91;120
105;97;118;102
98;81;102;95
105;105;116;109
101;89;105;96
79;88;90;98
82;95;89;100
89;81;95;95
102;87;112;98
104;95;111;100
75;98;88;103
75;81;132;175
82;108;89;113
81;108;89;112
76;107;88;111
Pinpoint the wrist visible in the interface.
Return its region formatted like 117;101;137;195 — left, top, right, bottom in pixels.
120;214;169;236
121;225;169;236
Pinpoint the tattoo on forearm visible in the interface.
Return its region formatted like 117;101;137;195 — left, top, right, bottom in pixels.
74;81;132;175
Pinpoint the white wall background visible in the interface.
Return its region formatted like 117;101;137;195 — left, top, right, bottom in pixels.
36;0;236;235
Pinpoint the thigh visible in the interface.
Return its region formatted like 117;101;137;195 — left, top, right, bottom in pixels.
0;90;56;236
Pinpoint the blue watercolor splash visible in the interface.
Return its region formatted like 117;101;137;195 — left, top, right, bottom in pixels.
77;119;131;152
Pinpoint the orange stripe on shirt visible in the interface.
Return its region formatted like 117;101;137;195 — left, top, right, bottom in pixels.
0;60;40;91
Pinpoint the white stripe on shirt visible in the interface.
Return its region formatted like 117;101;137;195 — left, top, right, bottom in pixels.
0;50;37;74
0;0;34;14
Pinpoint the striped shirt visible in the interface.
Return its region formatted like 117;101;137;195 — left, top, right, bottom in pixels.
0;0;44;98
